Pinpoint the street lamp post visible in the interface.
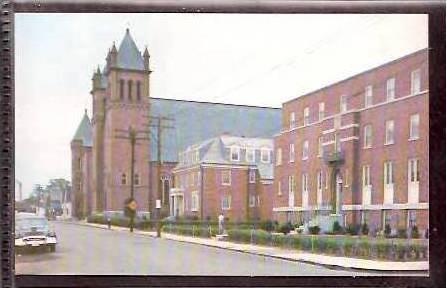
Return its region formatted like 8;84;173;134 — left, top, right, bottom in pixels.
156;199;161;237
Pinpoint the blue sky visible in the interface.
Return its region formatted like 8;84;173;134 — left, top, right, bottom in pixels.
14;13;428;199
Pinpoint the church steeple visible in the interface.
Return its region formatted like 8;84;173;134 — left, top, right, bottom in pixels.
143;46;150;71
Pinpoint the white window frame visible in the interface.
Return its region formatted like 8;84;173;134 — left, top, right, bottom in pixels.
365;85;373;107
277;180;282;196
408;158;420;204
121;173;127;185
249;194;256;207
362;165;372;205
364;124;372;148
302;140;309;160
221;195;231;210
384;161;394;185
289;143;295;163
318;102;325;121
230;146;240;162
303;107;310;126
317;170;323;206
249;169;256;183
385;120;394;145
302;173;309;208
276;148;282;166
261;148;270;163
290;112;296;129
221;170;231;185
384;161;394;204
191;191;199;211
340;95;347;113
386;77;395;101
409;114;420;140
246;148;255;163
288;175;295;207
411;69;421;95
134;173;140;186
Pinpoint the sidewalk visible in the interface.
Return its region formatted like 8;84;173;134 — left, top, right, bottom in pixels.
66;220;428;272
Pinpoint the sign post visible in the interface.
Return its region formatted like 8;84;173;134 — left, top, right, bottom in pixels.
156;199;161;237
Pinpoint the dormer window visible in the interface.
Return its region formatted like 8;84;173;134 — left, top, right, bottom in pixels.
261;148;270;163
246;148;255;163
230;146;240;161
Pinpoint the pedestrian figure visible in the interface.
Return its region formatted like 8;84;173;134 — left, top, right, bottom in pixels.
218;214;224;235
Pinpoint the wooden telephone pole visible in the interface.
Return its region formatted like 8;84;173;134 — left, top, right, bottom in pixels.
147;116;175;215
114;126;150;232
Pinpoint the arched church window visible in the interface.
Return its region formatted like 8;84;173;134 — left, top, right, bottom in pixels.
121;173;127;185
137;81;141;101
134;173;140;186
128;80;133;101
119;79;124;100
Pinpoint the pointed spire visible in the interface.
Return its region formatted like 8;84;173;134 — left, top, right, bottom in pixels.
111;41;117;53
143;46;150;70
110;42;118;67
84;108;88;115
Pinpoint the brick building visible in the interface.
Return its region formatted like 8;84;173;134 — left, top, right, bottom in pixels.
171;135;274;222
272;49;428;235
71;29;281;218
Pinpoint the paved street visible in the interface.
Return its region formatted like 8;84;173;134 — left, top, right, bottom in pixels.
15;222;421;276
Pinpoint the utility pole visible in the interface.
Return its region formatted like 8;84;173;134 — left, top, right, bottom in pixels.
114;126;150;232
147;116;175;214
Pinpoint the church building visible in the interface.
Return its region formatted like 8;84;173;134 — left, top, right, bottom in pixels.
71;29;282;219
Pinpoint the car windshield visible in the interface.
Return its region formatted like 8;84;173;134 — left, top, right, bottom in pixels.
16;218;49;231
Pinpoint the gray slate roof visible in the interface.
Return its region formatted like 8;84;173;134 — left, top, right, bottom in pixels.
72;110;92;147
117;29;145;71
175;135;275;180
149;98;281;163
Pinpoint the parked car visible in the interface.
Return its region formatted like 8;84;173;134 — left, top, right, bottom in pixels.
15;213;57;253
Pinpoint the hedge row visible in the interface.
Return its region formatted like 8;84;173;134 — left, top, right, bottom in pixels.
162;224;219;238
226;229;428;261
87;214;157;230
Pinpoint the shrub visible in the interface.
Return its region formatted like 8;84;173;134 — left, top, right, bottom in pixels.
260;220;276;232
384;224;391;237
411;226;420;239
278;222;294;235
361;223;369;236
332;221;344;234
397;228;408;238
342;238;355;256
308;225;321;235
346;224;360;235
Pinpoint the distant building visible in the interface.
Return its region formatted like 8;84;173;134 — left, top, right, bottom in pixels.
171;135;274;222
273;49;428;235
71;29;281;218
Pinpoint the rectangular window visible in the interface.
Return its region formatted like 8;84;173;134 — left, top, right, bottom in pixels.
249;170;256;183
385;120;394;145
334;133;341;152
317;137;323;157
410;114;420;140
249;195;256;207
325;171;329;189
302;140;309;160
317;170;323;191
134;173;140;186
364;124;372;148
288;175;295;207
319;102;325;121
384;161;394;185
222;195;231;210
303;107;310;126
136;81;141;101
340;95;347;113
276;148;282;166
119;79;124;100
386;77;395;101
365;85;373;107
121;173;127;185
261;149;270;163
221;170;231;185
191;192;199;211
408;210;417;228
230;146;240;161
246;148;255;162
289;143;295;162
409;159;420;183
411;69;421;94
302;173;308;208
362;165;371;187
278;180;282;196
128;80;133;100
290;112;296;129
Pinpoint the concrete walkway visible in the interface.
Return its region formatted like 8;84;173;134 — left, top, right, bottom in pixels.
66;220;428;272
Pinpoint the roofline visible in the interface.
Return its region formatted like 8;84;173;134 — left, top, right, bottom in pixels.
283;48;429;105
150;97;281;110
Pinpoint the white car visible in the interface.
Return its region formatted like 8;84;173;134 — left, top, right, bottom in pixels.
15;213;57;253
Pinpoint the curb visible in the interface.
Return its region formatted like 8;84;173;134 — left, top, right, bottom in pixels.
58;221;428;272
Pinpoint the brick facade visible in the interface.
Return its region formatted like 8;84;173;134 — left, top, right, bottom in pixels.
273;49;428;235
